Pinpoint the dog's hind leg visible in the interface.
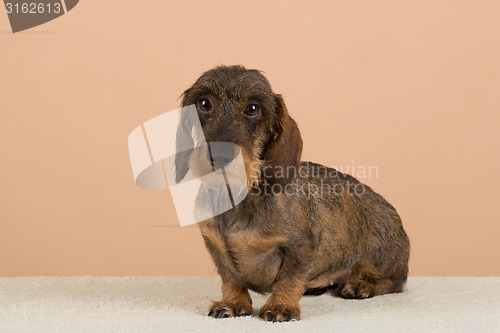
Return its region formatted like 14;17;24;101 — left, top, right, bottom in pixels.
329;260;407;299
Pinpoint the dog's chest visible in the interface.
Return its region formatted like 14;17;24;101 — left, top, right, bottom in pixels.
225;231;284;290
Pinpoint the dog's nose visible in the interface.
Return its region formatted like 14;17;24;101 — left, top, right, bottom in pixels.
207;142;238;169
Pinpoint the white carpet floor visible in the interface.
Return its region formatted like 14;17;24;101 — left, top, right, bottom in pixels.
0;276;499;333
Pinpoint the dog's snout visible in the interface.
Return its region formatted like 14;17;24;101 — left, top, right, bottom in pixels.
207;142;238;169
208;154;231;168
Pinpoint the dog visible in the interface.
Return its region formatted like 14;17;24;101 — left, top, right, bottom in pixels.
176;65;410;322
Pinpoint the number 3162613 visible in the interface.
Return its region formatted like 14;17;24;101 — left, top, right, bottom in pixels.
5;2;62;14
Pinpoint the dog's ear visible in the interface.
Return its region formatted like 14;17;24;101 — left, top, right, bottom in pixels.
175;109;194;183
262;94;303;186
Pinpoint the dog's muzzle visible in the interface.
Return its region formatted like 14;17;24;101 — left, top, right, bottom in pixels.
207;142;239;170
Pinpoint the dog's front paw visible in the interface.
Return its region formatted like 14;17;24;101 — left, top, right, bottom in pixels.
208;301;252;318
259;302;300;322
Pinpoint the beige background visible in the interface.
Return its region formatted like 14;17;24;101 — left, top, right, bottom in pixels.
1;1;499;277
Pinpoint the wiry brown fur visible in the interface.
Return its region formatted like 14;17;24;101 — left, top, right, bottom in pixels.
179;65;410;322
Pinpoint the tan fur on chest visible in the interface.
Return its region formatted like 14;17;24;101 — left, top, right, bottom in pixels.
200;223;287;291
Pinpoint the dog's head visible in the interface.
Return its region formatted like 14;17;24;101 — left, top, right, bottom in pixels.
177;65;302;190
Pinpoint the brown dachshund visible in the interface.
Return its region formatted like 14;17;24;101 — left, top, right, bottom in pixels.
178;65;410;322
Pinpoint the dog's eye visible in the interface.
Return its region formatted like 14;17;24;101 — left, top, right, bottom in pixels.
244;104;261;117
197;98;212;112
